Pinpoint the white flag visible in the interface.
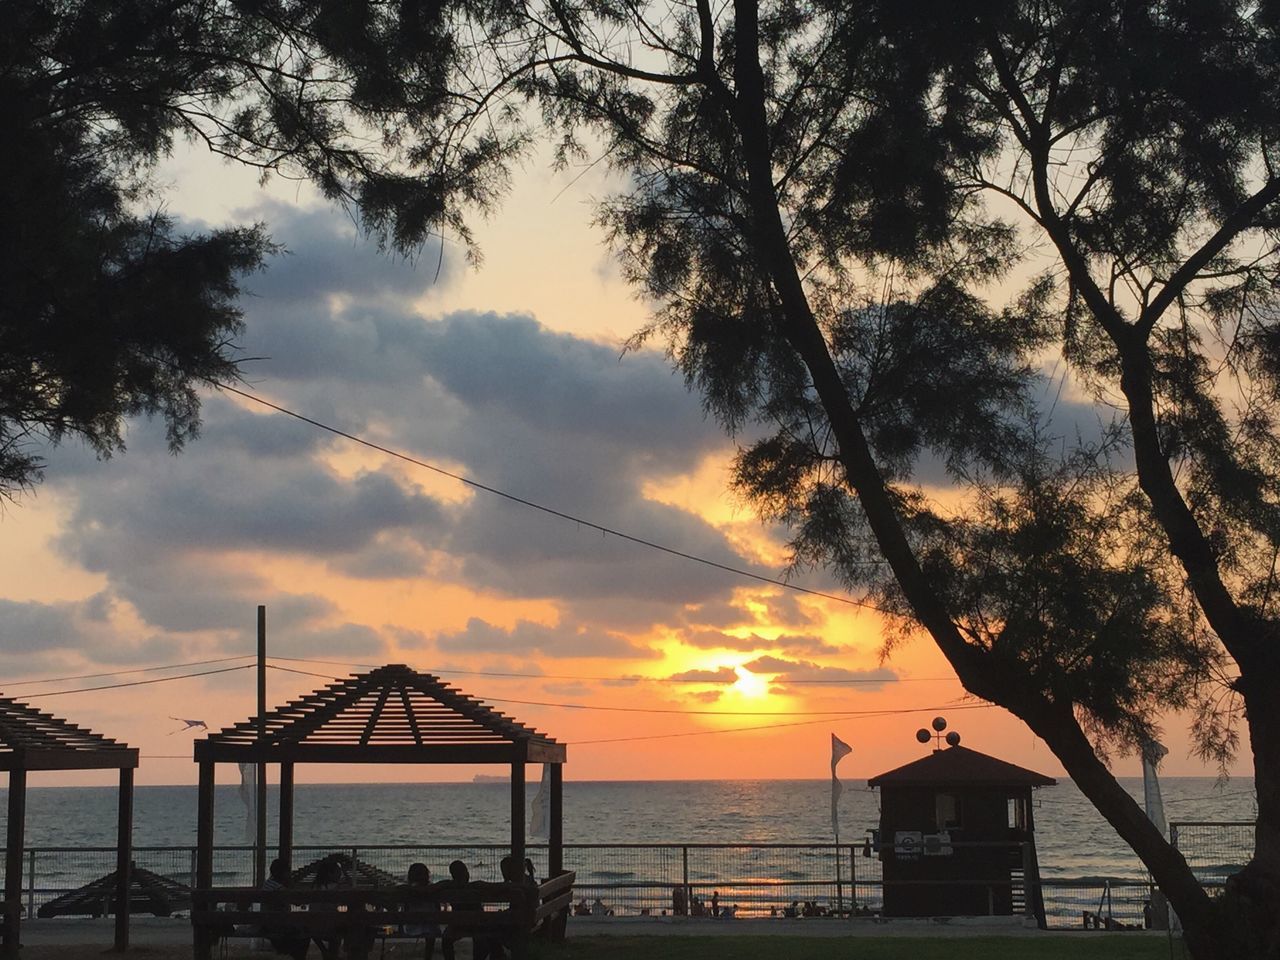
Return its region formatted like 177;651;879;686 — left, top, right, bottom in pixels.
1141;738;1169;837
238;762;256;844
830;734;852;838
530;764;551;838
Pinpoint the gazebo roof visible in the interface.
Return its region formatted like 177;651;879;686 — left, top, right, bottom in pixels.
867;745;1055;790
195;664;565;765
0;697;138;771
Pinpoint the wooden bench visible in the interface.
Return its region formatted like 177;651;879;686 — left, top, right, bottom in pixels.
192;871;574;960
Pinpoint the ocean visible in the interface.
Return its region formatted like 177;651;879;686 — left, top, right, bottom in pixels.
3;776;1256;880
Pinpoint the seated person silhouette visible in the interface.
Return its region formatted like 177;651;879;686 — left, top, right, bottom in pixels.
261;858;308;960
402;862;442;960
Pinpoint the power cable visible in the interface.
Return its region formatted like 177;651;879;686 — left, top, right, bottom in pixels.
8;664;255;698
567;704;997;745
211;379;884;611
264;664;981;719
266;655;957;686
0;655;256;688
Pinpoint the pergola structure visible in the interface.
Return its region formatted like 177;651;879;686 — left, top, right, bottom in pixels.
193;664;567;891
1;698;138;955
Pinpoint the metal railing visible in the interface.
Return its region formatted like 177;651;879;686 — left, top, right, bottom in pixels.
1169;821;1254;884
1;842;1220;930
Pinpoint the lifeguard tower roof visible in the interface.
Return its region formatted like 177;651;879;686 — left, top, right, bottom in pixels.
868;744;1056;789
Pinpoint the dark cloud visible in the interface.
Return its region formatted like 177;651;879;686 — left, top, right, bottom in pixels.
742;655;897;691
0;598;83;652
666;667;736;684
673;629;838;656
435;618;655;660
32;199;776;667
272;622;389;658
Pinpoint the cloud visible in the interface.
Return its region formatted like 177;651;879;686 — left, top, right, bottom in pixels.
666;667;737;684
0;598;83;653
272;622;390;658
674;629;840;657
435;618;656;660
742;655;897;691
31;198;776;668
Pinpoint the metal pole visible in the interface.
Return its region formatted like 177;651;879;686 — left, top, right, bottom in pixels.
834;834;842;916
849;843;856;919
256;604;268;887
681;846;690;916
25;851;33;922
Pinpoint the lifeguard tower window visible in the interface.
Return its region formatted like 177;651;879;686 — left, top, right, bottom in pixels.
936;792;963;830
1008;796;1029;830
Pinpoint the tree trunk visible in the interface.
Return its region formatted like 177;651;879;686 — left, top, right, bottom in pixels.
723;3;1266;955
1221;676;1280;960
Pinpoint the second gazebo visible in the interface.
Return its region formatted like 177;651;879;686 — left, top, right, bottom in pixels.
192;664;566;892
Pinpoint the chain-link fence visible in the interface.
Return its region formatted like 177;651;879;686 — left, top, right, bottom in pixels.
1170;821;1254;884
0;840;1230;930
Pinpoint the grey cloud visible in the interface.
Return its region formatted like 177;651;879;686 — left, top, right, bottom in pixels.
742;655;897;690
273;622;389;658
236;201;454;306
328;537;431;580
435;618;655;660
0;598;83;652
666;667;736;684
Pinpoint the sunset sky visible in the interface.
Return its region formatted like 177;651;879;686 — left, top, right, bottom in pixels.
0;143;1238;787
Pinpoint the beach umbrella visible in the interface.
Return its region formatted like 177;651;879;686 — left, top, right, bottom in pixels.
290;852;401;888
36;864;191;918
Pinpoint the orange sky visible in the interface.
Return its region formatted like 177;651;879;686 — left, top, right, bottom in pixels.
0;146;1244;788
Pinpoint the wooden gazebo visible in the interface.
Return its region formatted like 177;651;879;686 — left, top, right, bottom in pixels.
193;664;567;891
1;698;138;954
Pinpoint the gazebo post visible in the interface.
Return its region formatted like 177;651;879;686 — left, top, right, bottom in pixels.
196;760;215;888
279;761;295;873
549;763;563;876
510;740;527;868
194;760;215;960
113;767;134;950
4;769;26;957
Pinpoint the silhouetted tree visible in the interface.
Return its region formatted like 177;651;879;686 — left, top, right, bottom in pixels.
1;0;500;495
12;2;1275;954
283;1;1272;955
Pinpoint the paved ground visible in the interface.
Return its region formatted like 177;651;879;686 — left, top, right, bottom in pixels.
17;915;1168;946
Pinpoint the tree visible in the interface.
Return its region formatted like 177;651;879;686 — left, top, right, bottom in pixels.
299;0;1273;955
1;0;490;496
869;0;1280;950
12;2;1275;954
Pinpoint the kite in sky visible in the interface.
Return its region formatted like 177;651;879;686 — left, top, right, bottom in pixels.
168;716;208;734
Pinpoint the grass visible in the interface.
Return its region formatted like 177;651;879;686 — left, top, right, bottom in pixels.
527;935;1180;960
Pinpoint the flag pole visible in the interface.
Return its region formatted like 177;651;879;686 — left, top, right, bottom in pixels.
830;733;852;918
835;819;843;916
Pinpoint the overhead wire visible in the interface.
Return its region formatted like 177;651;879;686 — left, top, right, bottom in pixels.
210;378;885;612
566;705;996;745
265;655;957;686
7;664;256;698
0;655;257;688
265;663;983;719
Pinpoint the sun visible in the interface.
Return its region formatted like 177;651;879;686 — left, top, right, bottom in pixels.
732;665;769;699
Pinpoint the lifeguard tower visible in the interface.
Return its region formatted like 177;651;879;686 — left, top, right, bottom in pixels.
868;717;1055;926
